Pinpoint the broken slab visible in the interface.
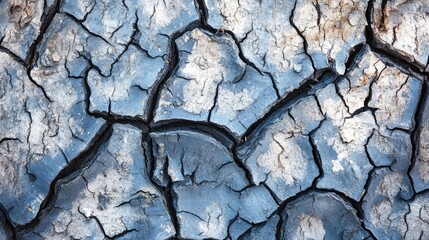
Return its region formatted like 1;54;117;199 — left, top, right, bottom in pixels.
313;46;421;201
205;0;367;95
368;66;422;132
0;0;55;60
19;124;175;239
367;129;413;172
373;0;429;71
61;0;199;58
61;0;202;120
405;191;429;239
281;191;371;239
362;167;412;239
87;45;165;120
237;96;323;201
154;28;277;137
151;130;278;239
0;51;104;226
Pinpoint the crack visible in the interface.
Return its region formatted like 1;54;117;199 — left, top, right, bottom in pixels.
207;80;221;122
151;120;237;147
194;0;208;26
0;45;26;66
79;55;149;131
77;206;112;239
25;0;61;68
239;70;335;148
365;0;429;77
62;12;112;46
264;71;281;100
289;0;317;78
308;121;325;186
146;20;201;125
26;69;53;102
192;1;275;96
15;124;113;235
275;213;283;240
200;25;269;85
407;80;427;193
147;136;181;238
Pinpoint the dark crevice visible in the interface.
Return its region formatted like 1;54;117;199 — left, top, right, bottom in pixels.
238;70;335;149
232;146;255;187
275;213;283;240
309;124;325;186
344;43;365;73
151;120;237;148
145;138;181;239
25;0;61;67
0;204;16;240
15;124;113;235
408;80;428;193
194;0;208;26
365;0;429;78
146;20;201;125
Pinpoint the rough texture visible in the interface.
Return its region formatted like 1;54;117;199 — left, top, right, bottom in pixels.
237;96;323;201
373;0;429;71
151;130;278;239
19;124;175;239
154;28;277;137
205;0;367;95
411;88;429;192
281;192;371;239
0;0;428;239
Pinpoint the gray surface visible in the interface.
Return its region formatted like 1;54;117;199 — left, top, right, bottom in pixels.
0;0;428;239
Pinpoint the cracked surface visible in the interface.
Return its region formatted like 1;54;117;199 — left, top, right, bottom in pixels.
19;125;175;239
0;0;429;239
281;191;371;239
154;28;277;137
205;0;367;95
372;0;429;71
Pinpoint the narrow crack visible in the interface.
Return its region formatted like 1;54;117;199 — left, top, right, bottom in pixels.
289;0;317;78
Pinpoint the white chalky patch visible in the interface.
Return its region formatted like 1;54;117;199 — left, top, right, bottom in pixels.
376;172;403;200
216;88;254;119
297;214;326;240
141;0;188;28
181;30;224;114
331;159;344;173
256;132;308;185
